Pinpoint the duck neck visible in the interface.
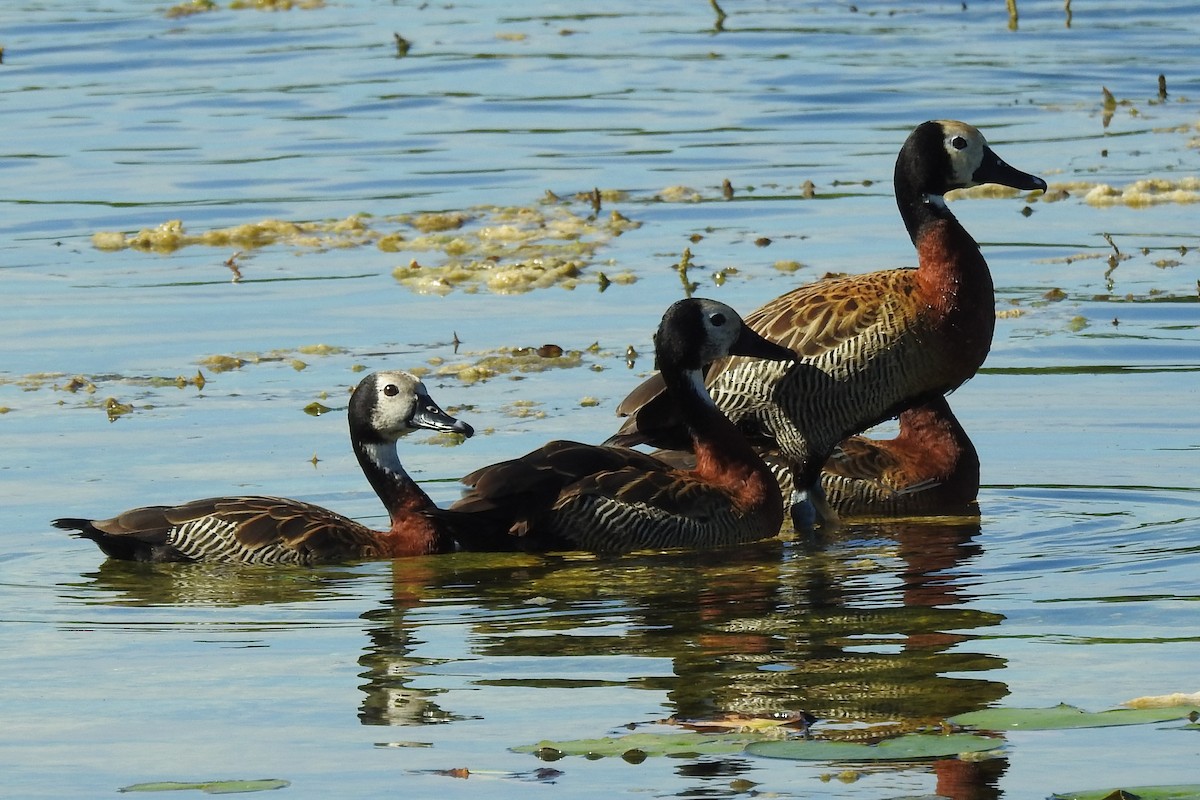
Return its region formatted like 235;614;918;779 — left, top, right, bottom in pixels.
895;166;958;246
662;365;781;520
354;437;442;553
895;169;993;325
894;399;979;480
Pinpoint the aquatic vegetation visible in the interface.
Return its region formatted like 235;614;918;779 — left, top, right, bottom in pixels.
517;726;1000;762
432;346;588;385
1126;691;1200;708
517;703;1199;767
773;260;805;273
164;0;218;16
1080;177;1200;207
949;703;1199;731
199;345;347;373
1050;786;1200;800
119;778;290;793
102;397;135;422
947;184;1043;201
93;217;378;254
656;185;704;203
92;198;641;295
165;0;322;16
499;400;545;420
746;733;1000;762
230;0;326;10
391;206;640;295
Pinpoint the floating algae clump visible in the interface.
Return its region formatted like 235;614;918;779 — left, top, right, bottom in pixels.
390;205;641;295
434;346;586;385
168;0;324;13
93;217;379;254
1081;177;1200;207
91;194;641;295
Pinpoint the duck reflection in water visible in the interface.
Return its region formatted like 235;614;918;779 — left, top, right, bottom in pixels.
357;518;1008;799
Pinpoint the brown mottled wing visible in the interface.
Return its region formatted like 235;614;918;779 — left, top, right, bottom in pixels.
609;269;921;449
707;269;917;381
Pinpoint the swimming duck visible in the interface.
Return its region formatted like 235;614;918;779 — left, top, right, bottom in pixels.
432;297;796;553
652;395;980;519
780;395;979;517
53;371;474;564
610;120;1044;522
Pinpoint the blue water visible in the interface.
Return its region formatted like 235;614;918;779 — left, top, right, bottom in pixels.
2;1;1199;797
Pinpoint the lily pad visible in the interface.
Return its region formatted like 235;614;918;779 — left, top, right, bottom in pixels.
1049;785;1200;800
950;704;1199;731
118;778;289;794
514;731;756;759
745;733;1000;762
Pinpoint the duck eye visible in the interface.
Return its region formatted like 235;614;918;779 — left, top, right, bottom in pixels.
708;312;727;327
383;383;400;397
950;135;968;151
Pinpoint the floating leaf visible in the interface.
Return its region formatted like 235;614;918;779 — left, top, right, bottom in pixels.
118;778;289;793
514;731;756;759
303;402;333;416
950;703;1199;731
666;711;815;734
745;733;1000;762
1050;784;1200;800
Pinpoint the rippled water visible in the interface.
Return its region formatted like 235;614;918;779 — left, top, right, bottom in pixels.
2;1;1199;797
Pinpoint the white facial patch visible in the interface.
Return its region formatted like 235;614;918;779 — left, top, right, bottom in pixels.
938;120;986;187
370;372;421;437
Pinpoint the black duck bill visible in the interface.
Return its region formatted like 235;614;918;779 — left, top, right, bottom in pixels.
973;144;1047;193
411;394;474;436
729;324;796;363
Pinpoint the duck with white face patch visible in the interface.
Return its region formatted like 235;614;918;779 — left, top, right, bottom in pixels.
53;371;473;564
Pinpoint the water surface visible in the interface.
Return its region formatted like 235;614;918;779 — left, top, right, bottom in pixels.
2;1;1198;797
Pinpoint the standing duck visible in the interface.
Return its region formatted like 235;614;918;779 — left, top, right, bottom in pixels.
54;371;474;564
432;297;796;553
610;120;1044;521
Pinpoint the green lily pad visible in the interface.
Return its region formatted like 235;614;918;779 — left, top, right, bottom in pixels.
951;704;1199;731
118;779;290;794
745;733;1000;762
1049;785;1200;800
514;731;756;759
